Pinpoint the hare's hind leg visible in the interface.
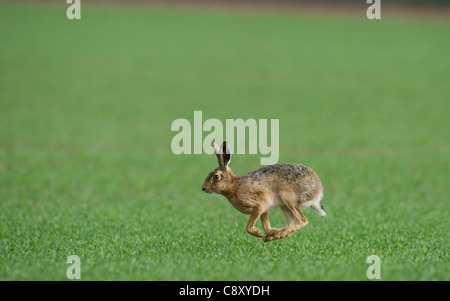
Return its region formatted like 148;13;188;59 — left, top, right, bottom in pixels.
264;193;308;241
263;206;294;242
273;208;308;241
275;207;308;240
261;212;283;242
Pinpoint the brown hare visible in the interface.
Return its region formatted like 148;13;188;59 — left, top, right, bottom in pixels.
202;141;326;242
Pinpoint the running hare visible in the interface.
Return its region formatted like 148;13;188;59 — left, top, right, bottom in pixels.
202;141;326;242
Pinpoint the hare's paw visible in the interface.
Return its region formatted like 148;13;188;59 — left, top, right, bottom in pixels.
265;228;280;236
273;228;295;240
263;234;275;242
263;228;284;242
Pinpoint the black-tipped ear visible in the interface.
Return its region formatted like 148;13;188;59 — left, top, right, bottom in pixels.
212;140;225;170
221;141;231;168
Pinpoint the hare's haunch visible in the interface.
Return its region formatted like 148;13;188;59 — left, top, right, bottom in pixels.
202;141;326;242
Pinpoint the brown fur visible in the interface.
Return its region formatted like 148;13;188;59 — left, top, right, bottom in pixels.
202;141;326;242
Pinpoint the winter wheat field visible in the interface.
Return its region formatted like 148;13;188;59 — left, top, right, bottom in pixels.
0;2;449;280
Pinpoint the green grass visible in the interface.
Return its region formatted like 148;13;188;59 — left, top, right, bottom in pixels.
0;2;449;280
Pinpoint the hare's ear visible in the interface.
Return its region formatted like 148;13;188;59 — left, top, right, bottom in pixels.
220;141;231;168
212;140;225;170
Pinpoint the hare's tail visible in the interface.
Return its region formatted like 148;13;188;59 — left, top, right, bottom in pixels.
311;203;327;216
310;191;326;216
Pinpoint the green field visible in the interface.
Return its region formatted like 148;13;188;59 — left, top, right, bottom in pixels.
0;2;449;280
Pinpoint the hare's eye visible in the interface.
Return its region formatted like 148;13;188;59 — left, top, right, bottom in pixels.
213;174;220;181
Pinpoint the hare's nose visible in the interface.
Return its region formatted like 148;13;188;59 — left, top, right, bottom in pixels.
202;187;206;192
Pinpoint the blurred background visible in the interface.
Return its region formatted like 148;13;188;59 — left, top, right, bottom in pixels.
0;0;449;280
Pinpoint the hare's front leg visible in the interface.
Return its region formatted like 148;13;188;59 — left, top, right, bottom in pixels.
245;210;264;238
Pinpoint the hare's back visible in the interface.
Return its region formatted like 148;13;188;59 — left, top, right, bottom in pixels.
248;163;316;184
249;163;322;201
